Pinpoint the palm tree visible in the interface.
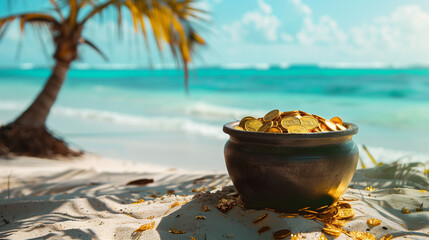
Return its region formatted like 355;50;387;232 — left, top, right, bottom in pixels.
0;0;206;157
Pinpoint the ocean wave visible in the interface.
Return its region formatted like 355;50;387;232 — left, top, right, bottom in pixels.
0;100;227;139
219;63;272;70
318;62;429;69
184;102;265;120
216;62;429;70
0;101;26;110
19;63;36;70
54;106;227;139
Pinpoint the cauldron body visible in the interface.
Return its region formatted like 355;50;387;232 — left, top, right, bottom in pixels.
223;121;359;212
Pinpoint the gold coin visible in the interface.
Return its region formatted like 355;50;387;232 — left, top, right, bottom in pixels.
367;218;382;227
281;110;300;117
313;127;322;132
273;229;291;239
273;121;278;127
298;110;311;116
322;227;342;237
239;116;255;127
297;206;311;211
281;117;301;128
279;214;298;218
300;116;319;130
287;125;308;133
338;201;352;209
320;123;329;132
267;127;282;133
312;114;326;122
302;214;316;219
253;213;268;223
330;116;343;125
303;209;318;214
336;124;347;130
290;234;300;240
258;226;270;235
234;126;244;131
245;119;263;132
336;208;355;219
324;121;337;131
318;233;328;240
380;234;393;240
349;231;376;240
263;109;280;122
331;219;347;227
258;121;273;132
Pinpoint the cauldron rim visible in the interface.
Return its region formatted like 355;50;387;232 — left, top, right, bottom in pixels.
223;121;358;139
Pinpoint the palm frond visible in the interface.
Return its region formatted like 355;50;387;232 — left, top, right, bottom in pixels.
0;13;59;40
81;0;206;57
79;0;99;8
80;0;119;26
49;0;65;21
69;0;79;28
0;16;16;39
79;37;108;61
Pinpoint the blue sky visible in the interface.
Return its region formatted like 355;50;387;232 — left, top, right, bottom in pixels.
1;0;429;68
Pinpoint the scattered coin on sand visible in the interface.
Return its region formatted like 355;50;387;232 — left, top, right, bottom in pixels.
336;208;356;219
253;213;268;223
273;229;292;239
258;226;270;235
367;218;382;227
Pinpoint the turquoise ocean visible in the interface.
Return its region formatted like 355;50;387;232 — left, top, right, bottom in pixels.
1;66;429;170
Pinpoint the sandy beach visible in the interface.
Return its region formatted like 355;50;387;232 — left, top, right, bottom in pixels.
0;153;428;240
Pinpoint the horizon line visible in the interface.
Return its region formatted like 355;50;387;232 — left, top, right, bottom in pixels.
1;62;429;71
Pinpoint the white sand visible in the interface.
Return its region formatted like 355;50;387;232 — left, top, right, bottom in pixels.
0;154;428;240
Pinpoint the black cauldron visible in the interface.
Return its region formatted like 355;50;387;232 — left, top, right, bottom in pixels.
223;121;359;212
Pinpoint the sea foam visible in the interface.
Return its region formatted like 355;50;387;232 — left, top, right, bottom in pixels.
54;106;227;139
0;100;227;139
184;102;265;120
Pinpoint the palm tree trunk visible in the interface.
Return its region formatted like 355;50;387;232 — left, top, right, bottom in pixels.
0;59;81;157
14;60;71;127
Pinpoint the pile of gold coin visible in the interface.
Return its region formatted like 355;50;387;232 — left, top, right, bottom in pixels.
254;200;381;239
235;109;347;133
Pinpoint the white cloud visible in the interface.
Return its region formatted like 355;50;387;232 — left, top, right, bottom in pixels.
221;21;246;42
242;11;281;41
257;0;272;14
220;1;429;65
297;15;347;45
289;0;345;46
350;5;429;51
290;0;312;16
221;0;282;42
